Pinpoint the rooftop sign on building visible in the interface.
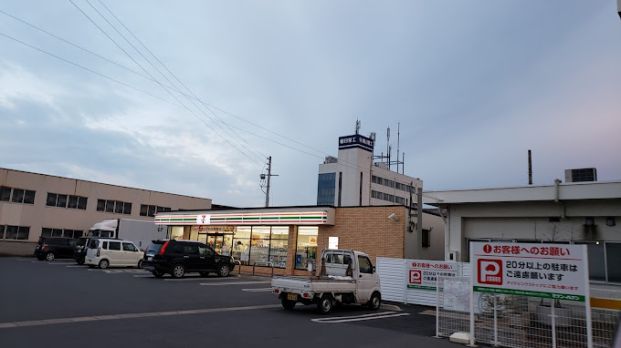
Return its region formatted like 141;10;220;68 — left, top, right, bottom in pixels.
338;134;374;152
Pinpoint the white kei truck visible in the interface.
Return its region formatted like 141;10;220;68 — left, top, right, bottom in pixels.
271;249;381;314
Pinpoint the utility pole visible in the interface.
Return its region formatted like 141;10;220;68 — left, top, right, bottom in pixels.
260;156;279;207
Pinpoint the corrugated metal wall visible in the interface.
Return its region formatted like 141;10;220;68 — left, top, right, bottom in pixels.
377;257;471;306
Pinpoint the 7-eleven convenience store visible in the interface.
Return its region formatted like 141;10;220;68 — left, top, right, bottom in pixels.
154;205;441;276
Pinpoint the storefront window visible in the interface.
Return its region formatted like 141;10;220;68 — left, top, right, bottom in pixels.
170;226;184;240
270;226;289;268
296;226;318;270
221;234;233;256
232;227;251;265
249;226;270;266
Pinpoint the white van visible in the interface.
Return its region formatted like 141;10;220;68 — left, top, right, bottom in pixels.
85;239;143;269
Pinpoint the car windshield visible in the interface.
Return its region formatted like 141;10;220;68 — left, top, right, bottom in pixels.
146;242;164;255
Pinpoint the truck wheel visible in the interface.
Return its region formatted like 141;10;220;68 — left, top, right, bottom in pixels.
317;295;334;314
367;292;381;310
98;259;109;269
217;265;230;277
281;298;296;311
172;264;185;278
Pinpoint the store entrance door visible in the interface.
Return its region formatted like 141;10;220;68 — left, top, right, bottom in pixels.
207;234;233;256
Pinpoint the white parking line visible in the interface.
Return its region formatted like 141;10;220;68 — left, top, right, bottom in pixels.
133;275;154;278
311;311;410;324
103;269;150;274
161;275;243;281
241;288;273;292
0;304;281;330
199;281;271;286
65;265;86;268
163;277;209;282
46;262;76;265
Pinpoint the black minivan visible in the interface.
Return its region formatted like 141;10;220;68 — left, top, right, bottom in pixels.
143;240;235;278
34;237;77;261
142;240;235;278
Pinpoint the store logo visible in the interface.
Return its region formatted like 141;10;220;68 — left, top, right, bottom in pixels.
478;259;503;285
196;214;211;225
409;270;422;284
483;244;492;253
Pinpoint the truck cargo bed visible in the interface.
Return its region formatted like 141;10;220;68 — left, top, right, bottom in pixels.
272;276;356;294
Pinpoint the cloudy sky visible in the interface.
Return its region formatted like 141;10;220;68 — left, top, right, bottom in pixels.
1;1;620;207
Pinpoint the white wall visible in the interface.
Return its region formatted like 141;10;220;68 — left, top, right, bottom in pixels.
442;200;621;261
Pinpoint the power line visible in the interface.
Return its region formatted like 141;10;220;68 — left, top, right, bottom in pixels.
68;0;265;165
0;31;171;104
0;7;347;166
1;6;379;175
91;0;266;161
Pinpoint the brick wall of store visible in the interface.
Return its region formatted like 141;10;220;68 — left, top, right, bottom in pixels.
318;206;407;264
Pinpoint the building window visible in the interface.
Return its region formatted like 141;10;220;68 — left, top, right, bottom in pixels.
123;202;132;215
269;227;289;268
47;192;87;209
0;186;11;201
68;196;78;209
47;193;57;206
249;226;271;266
1;187;35;204
105;200;115;213
296;226;318;270
98;199;132;215
78;197;87;210
96;199;106;212
317;173;336;205
115;201;124;214
43;228;83;239
140;204;170;217
1;225;29;240
232;226;251;265
11;189;24;203
422;229;430;248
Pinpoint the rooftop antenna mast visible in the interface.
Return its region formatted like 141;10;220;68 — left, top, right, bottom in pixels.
355;119;361;135
396;122;400;173
387;127;391;170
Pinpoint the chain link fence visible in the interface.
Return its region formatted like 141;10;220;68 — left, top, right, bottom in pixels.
436;276;620;348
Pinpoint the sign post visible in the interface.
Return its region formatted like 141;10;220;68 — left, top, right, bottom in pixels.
470;242;591;347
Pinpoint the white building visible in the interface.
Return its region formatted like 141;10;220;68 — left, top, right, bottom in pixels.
425;180;621;285
316;129;444;260
317;131;422;207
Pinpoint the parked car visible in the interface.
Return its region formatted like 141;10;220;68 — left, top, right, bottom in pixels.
84;238;143;269
34;237;77;261
142;240;236;278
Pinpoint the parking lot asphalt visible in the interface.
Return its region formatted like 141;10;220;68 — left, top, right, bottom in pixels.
0;257;463;348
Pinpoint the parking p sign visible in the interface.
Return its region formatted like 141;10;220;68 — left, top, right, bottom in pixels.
470;242;588;302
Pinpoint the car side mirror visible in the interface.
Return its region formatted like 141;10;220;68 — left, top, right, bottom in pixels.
372;266;376;273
